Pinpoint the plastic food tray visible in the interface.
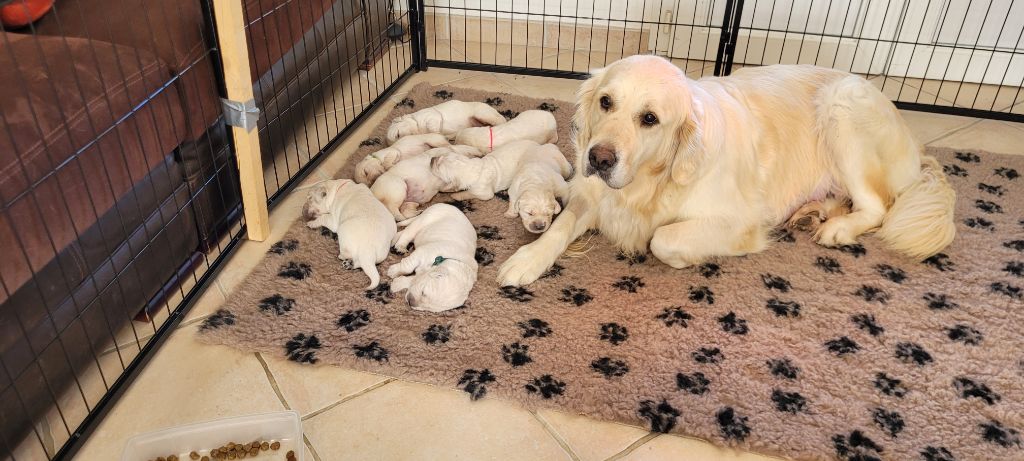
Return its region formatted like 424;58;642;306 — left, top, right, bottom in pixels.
121;411;303;461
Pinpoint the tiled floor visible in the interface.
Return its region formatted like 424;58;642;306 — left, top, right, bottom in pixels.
58;60;1024;461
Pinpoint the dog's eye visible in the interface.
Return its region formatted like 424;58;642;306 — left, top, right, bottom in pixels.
641;112;658;126
599;95;612;111
320;191;327;198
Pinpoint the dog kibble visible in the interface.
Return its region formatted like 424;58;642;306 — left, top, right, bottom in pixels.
201;457;209;461
190;452;200;460
270;441;280;451
169;456;179;461
248;447;258;456
260;442;269;451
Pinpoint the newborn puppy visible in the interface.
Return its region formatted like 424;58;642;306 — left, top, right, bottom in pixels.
505;144;573;233
453;110;557;153
371;145;482;220
304;179;397;289
386;100;506;144
387;203;478;312
354;133;450;185
430;139;540;201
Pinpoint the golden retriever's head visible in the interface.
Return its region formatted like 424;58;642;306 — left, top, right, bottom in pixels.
573;55;703;189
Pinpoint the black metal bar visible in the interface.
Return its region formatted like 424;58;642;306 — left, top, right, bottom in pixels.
714;0;742;76
722;0;745;75
428;59;589;79
409;0;427;70
894;101;1024;123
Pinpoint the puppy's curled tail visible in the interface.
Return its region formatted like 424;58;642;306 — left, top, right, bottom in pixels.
877;155;956;260
356;250;381;290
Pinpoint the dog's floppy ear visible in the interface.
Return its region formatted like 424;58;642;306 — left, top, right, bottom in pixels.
671;94;714;185
572;67;606;161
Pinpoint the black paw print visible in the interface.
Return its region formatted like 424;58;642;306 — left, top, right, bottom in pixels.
559;285;593;306
920;446;955;461
771;389;808;414
484;96;503;106
895;342;933;366
825;336;860;356
612;276;645;293
353;341;389;362
832;430;884;461
947;324;983;345
494;190;510;201
524;375;565;398
423;324;452;345
476;225;502;240
458;369;496;401
716;407;751;441
975;199;1003;214
638;399;680;433
923;253;955;271
320;227;339;240
995;167;1019;180
540;263;564;279
615;250;648;265
1004;261;1023;277
268;239;298;255
1006;240;1024;252
446;199;475;213
979;419;1021;448
278;261;312;280
923;292;959;310
943;164;968;177
365;282;393;304
978;182;1005;196
872;407;905;437
676;372;710;395
854;285;889;303
656;306;693;327
990;281;1022;300
815;256;843;274
874;372;907;397
339;259;356;270
433;90;454;100
851;313;884;336
501;342;533;367
537;102;559;112
964;216;995;231
518;319;551;338
837;244;867;257
688;286;715;304
955;151;980;163
474;247;495;266
692;347;723;364
954;377;1000;405
698;262;722;278
285;333;321;364
200;309;236;331
499;109;519;120
359;137;384;147
394;98;415;108
258;294;295;315
591;357;630;378
761;273;791;292
772;228;796;243
599;323;629;345
875;264;907;283
718;312;749;335
766;299;801;318
767;358;799;380
500;286;535;302
337;309;371;332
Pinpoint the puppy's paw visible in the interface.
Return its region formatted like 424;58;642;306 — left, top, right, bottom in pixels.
814;217;859;247
386;264;403;278
503;209;519;219
306;221;320;229
497;245;551;287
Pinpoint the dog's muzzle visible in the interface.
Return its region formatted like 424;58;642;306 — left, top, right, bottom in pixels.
586;144;618;179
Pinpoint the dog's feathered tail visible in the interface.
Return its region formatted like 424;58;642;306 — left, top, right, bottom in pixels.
877;155;956;260
355;250;381;290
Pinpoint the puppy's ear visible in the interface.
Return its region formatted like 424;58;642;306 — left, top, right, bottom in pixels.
553;199;562;215
572;67;606;162
424;113;444;134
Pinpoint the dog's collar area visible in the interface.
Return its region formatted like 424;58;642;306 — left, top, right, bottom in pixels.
432;256;465;267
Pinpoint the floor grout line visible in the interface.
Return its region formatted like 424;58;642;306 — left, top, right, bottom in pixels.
254;352;292;411
531;412;581;461
924;118;985;145
604;433;660;461
303;434;324;461
300;378;396;421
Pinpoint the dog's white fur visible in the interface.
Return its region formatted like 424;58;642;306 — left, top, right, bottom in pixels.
386;100;506;144
505;144;574;233
370;145;481;220
498;55;956;286
303;179;397;289
354;133;451;184
453;109;558;152
387;203;478;312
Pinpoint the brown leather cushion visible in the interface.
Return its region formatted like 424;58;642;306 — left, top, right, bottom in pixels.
0;32;186;304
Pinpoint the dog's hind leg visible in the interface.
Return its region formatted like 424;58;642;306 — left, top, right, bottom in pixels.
651;219;767;269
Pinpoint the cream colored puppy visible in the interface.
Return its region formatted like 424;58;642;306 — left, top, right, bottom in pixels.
505;144;574;233
303;179;397;289
387;203;478;312
454;110;558;153
370;145;481;220
430;139;541;201
354;133;451;184
385;100;506;144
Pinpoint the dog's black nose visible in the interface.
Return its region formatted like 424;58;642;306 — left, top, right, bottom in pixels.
588;145;618;173
530;222;547;232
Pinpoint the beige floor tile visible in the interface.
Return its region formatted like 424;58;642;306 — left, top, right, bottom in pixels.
535;409;649;461
885;76;1024;111
618;434;784;461
97;282;227;356
927;119;1024;156
303;380;571;461
258;353;389;417
898;110;979;144
74;329;285;460
493;73;582;101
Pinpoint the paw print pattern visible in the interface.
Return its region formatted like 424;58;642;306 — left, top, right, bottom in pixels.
615;251;648;265
767;358;799;380
854;285;889;303
1005;240;1024;252
771;389;808;414
612;276;645;292
693;347;724;364
433;90;454;100
278;262;312;280
895;342;933;366
832;430;884;461
688;286;715;304
825;336;860;356
716;407;752;441
352;341;389;362
920;446;956;461
766;299;801;317
501;342;533;367
978;182;1005;196
698;262;722;278
944;164;968;177
964;216;995;231
761;273;792;292
990;281;1022;300
599;323;629;345
537;102;559;112
321;228;337;241
494;190;510;201
947;324;983;345
394;98;414;108
200;309;236;331
524;375;565;398
875;264;907;283
446;199;475;212
359;137;383;147
772;228;796;243
815;256;844;274
458;369;496;401
485;96;503;106
591;357;629;378
500;286;535;302
540;263;564;279
979;420;1021;448
851;313;884;336
718;312;749;335
656;306;693;327
268;239;298;255
337;309;370;332
975;199;1003;214
995;167;1019;180
476;225;502;240
499;109;519;120
475;247;495;266
923;292;959;310
518;319;552;338
638;399;680;433
258;294;295;315
365;282;393;304
924;253;956;271
676;371;710;395
285;333;321;364
874;372;908;397
837;244;867;257
1004;261;1024;277
559;285;593;306
955;151;980;163
423;324;452;344
872;407;905;437
953;377;1000;405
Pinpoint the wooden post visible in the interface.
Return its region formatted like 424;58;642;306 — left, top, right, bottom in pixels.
211;0;270;241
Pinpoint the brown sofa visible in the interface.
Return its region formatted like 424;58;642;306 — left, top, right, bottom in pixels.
0;0;390;453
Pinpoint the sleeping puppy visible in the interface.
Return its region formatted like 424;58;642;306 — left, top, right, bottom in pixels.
371;145;482;220
453;110;558;153
354;133;451;184
385;100;506;144
303;179;397;289
504;144;574;233
429;139;541;202
387;203;478;312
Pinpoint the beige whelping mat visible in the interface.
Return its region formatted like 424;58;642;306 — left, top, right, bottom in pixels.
199;83;1024;461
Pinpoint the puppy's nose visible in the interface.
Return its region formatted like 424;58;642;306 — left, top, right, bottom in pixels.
588;145;618;173
530;222;547;232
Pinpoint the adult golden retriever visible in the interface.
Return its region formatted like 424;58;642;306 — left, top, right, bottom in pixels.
497;55;956;287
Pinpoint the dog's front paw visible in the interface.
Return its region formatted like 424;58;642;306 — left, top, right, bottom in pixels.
498;244;551;287
814;217;859;247
306;221;319;229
